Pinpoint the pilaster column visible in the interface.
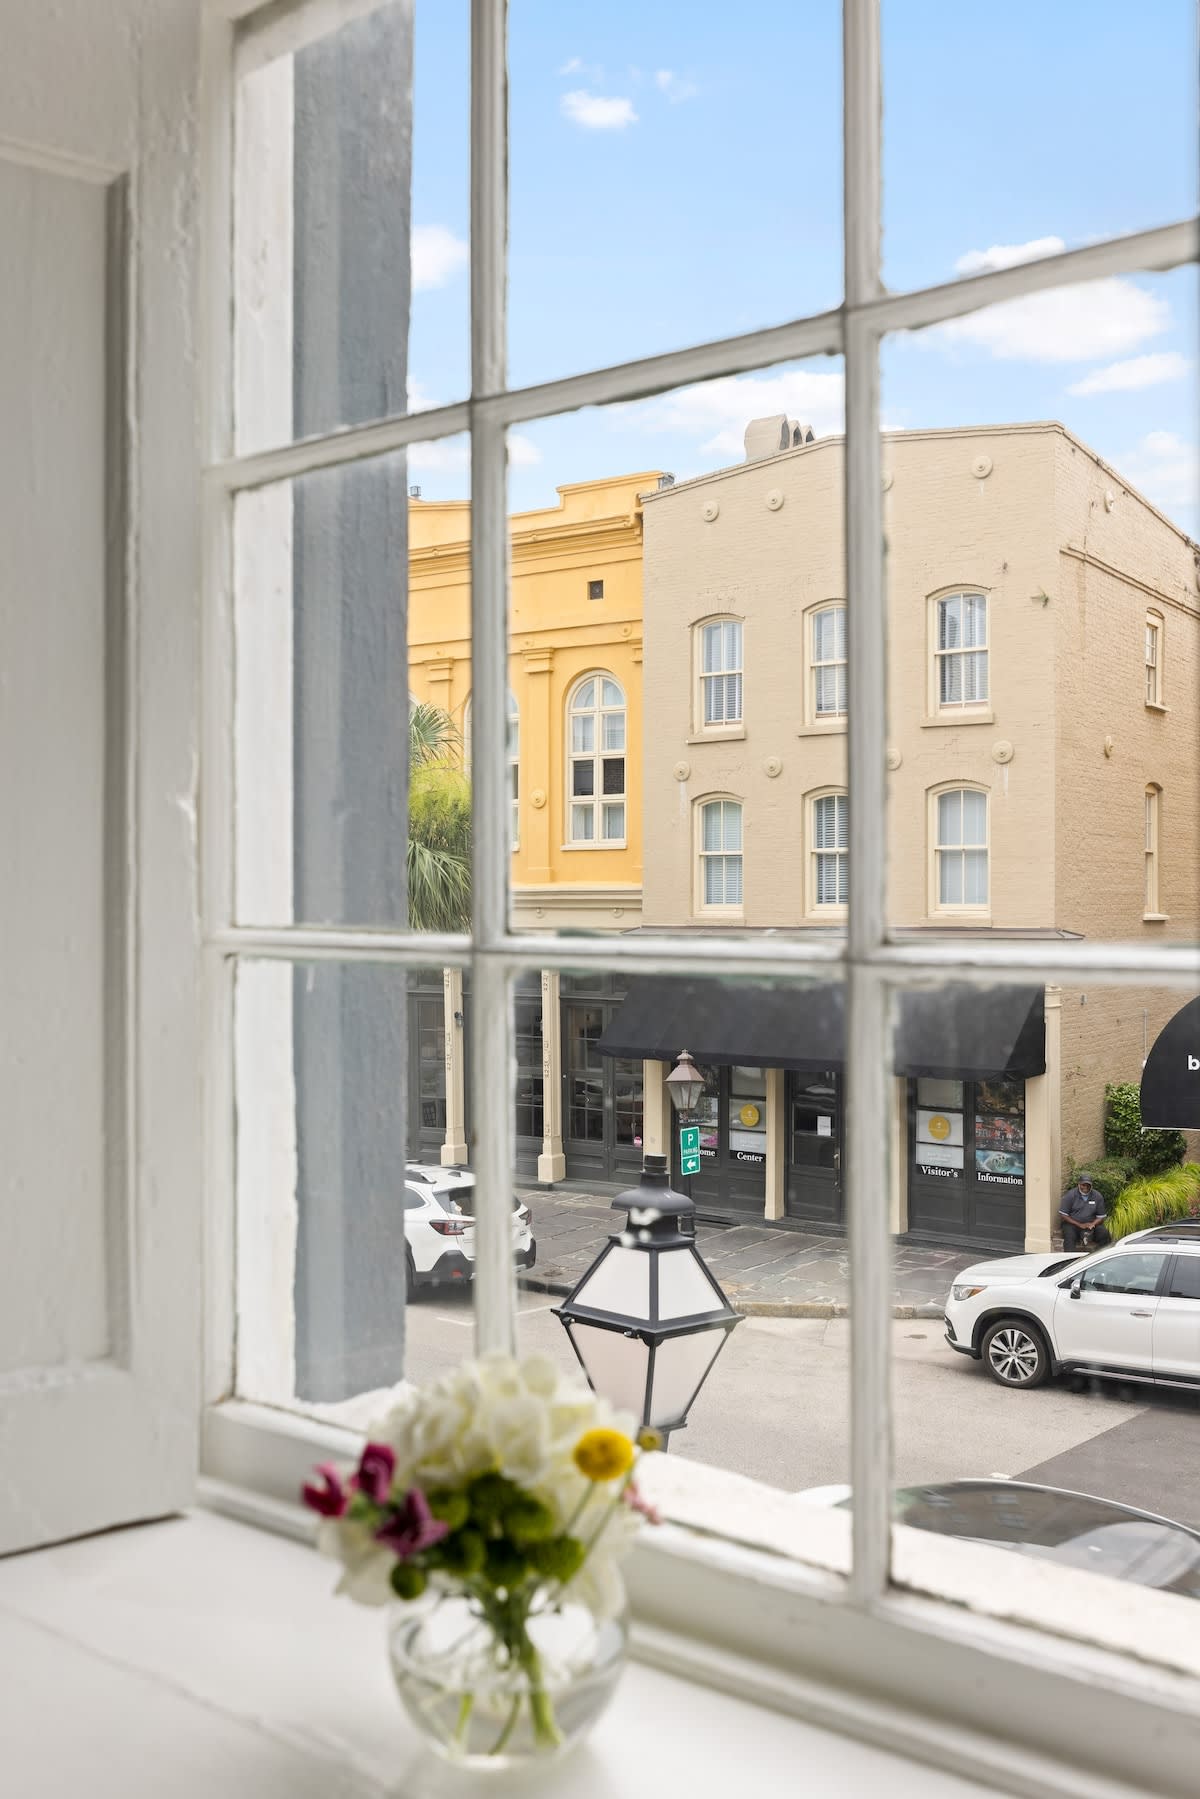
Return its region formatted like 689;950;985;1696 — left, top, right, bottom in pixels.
522;648;554;884
441;967;468;1164
1024;987;1062;1251
765;1066;786;1220
642;1059;671;1157
537;969;566;1182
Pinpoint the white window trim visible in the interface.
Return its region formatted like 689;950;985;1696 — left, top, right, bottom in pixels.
925;586;993;725
200;3;1200;1789
805;786;849;918
1144;782;1164;919
1145;609;1165;709
928;783;990;920
693;613;745;735
803;600;848;731
565;669;627;848
694;794;745;918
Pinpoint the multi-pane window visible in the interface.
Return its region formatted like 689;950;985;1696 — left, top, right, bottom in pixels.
698;799;744;909
935;592;988;707
1145;612;1163;706
935;788;989;908
812;605;847;718
1145;784;1161;914
568;674;626;843
811;792;849;907
699;619;743;726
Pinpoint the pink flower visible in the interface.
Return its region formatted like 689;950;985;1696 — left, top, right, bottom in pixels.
376;1487;450;1560
354;1442;397;1506
623;1481;661;1526
302;1463;349;1518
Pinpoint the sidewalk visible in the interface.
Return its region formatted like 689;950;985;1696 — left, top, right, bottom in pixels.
516;1183;980;1319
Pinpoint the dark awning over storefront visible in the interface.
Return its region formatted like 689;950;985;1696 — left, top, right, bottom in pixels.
596;979;1045;1080
1140;995;1200;1128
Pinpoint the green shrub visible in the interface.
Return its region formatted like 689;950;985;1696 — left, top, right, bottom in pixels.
1103;1081;1186;1177
1108;1164;1200;1241
1067;1156;1135;1207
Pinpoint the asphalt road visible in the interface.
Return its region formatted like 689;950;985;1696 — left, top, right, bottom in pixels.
405;1288;1200;1527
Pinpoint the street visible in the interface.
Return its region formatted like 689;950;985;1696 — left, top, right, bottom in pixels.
405;1287;1200;1528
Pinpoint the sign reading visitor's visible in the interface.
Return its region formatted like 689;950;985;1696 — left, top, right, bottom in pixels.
679;1124;701;1176
1140;995;1200;1129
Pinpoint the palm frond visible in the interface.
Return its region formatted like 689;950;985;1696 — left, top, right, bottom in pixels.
409;700;462;771
407;837;472;933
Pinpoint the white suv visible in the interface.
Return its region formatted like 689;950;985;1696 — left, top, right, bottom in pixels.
404;1163;535;1301
943;1229;1200;1390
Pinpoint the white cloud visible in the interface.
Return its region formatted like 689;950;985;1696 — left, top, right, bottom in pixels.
954;237;1066;276
508;434;542;467
654;68;699;103
558;56;583;75
1119;431;1199;516
405;433;541;474
933;276;1169;364
412;225;468;292
560;90;637;129
1067;351;1191;396
622;369;845;462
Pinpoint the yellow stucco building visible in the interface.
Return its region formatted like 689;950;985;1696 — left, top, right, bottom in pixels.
406;471;663;1180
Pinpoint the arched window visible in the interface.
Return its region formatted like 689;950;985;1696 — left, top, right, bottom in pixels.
567;674;626;843
932;786;989;910
809;790;848;910
1145;783;1162;915
697;798;743;910
810;605;847;720
464;690;520;849
696;618;743;727
934;591;988;708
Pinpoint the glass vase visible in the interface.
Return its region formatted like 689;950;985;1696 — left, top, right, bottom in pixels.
387;1581;628;1770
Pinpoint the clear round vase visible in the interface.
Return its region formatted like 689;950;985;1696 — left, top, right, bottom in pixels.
387;1581;628;1770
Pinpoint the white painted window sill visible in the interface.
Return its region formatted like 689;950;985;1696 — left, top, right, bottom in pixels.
687;726;746;743
0;1508;989;1799
921;711;995;728
1143;912;1170;922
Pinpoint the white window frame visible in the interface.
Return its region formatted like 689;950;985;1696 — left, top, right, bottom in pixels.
199;4;1200;1790
694;615;745;735
565;670;627;847
1145;609;1164;708
1144;782;1163;918
928;587;992;720
929;784;990;917
806;601;848;728
695;795;745;916
807;787;849;916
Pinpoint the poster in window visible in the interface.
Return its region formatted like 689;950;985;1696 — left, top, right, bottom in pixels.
975;1112;1025;1153
975;1149;1024;1185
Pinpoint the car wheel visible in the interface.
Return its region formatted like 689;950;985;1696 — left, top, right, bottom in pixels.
981;1318;1049;1389
405;1251;417;1304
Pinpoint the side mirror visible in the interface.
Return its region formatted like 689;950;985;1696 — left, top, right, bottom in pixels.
1070;1277;1083;1299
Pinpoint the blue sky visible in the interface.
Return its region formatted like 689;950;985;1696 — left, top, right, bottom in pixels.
406;2;1198;535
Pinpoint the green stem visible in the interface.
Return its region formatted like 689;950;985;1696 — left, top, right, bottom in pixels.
451;1691;475;1749
488;1694;522;1756
519;1636;563;1751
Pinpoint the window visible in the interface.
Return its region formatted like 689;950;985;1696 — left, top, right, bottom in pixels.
698;799;744;910
810;792;848;909
811;605;847;719
1166;1259;1200;1300
1145;783;1162;915
934;592;988;708
698;619;743;727
1079;1253;1165;1296
1145;611;1163;706
934;788;989;909
466;691;520;850
588;578;604;601
567;674;626;843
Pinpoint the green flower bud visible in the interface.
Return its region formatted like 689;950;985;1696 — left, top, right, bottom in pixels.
389;1562;428;1602
469;1471;518;1531
528;1534;586;1584
484;1537;529;1591
435;1527;486;1577
427;1489;470;1532
503;1494;557;1544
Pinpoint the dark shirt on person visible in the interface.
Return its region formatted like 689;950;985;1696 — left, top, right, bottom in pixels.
1060;1187;1106;1226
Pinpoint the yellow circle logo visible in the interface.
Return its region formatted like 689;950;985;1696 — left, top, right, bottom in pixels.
738;1103;761;1129
928;1114;951;1140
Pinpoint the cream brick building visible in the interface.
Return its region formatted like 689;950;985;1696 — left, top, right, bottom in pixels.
610;419;1199;1252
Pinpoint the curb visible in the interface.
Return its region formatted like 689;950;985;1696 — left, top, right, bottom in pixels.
517;1274;944;1322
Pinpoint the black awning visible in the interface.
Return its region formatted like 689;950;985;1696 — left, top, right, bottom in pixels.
1140;995;1200;1128
595;977;845;1072
597;979;1044;1080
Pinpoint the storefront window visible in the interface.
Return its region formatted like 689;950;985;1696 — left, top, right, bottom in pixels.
729;1065;767;1166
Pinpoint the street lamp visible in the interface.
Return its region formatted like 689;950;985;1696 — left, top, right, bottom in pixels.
665;1047;705;1201
553;1154;742;1445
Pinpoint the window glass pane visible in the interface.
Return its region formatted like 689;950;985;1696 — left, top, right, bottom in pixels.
572;804;595;840
937;791;961;848
602;758;625;796
572;761;595;797
575;678;595;710
509;5;841;384
701;623;720;672
961;791;987;844
702;803;722;852
234;0;468;455
602;678;623;707
235;440;472;931
572;713;595;753
603;712;626;751
602;803;625;840
1168;1261;1200;1300
882;1;1198;294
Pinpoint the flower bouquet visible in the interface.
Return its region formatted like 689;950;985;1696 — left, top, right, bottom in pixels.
303;1352;660;1767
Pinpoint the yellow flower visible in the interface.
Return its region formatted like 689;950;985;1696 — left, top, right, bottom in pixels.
573;1428;635;1483
636;1427;663;1453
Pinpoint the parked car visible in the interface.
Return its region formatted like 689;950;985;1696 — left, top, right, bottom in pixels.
404;1163;535;1301
943;1236;1200;1390
795;1479;1200;1601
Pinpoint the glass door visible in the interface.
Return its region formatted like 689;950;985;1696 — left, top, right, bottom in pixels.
684;1064;767;1216
785;1069;843;1224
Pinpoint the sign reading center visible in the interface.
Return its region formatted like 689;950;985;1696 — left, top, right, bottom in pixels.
679;1124;702;1176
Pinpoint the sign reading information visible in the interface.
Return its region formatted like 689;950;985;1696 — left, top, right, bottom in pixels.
679;1124;701;1176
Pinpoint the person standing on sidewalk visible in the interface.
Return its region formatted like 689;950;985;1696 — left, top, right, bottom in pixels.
1059;1175;1110;1251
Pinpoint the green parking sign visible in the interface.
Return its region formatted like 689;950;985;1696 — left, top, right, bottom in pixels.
679;1124;701;1176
